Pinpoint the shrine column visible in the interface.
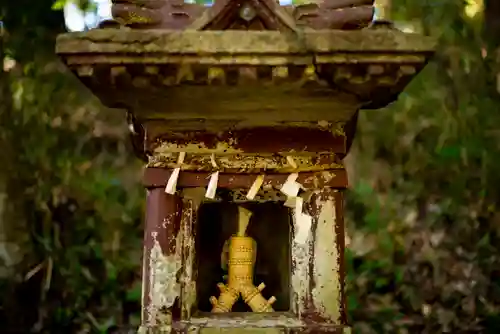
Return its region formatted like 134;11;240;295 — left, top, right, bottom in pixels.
141;187;182;327
290;188;347;331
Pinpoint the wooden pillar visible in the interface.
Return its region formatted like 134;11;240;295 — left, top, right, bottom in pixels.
141;187;182;329
335;191;347;326
178;191;202;321
292;188;347;331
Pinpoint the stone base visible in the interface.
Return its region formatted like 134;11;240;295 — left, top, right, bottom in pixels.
138;322;351;334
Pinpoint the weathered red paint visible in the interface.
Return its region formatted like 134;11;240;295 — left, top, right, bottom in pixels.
146;126;346;155
142;189;182;324
178;197;197;321
334;191;348;326
298;189;346;325
143;168;348;190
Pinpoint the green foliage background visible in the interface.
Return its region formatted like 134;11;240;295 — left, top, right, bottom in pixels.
0;0;499;333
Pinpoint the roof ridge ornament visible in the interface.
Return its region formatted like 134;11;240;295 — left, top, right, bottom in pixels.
189;0;298;31
105;0;375;30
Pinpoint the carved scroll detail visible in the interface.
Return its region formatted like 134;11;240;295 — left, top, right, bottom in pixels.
110;0;207;29
294;0;375;29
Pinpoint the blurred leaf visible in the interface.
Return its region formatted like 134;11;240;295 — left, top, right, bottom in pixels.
51;0;67;10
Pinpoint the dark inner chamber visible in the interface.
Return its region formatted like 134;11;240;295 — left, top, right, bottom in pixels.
195;201;291;312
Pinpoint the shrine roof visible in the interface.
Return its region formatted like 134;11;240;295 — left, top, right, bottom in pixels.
56;28;435;59
108;0;376;31
55;0;437;150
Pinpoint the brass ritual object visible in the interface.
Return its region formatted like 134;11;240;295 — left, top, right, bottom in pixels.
210;207;276;312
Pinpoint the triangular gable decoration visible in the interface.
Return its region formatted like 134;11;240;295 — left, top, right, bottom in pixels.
190;0;297;31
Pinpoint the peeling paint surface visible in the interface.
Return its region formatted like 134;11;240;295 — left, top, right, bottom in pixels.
182;188;206;208
147;231;182;326
311;197;340;323
293;198;312;244
155;142;242;155
141;245;147;324
141;181;345;331
180;231;196;317
179;194;200;319
148;152;342;173
290;210;311;317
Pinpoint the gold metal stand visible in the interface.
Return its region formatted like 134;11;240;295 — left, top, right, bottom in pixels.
210;207;276;312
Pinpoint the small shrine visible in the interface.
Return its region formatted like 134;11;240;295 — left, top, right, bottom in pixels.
56;0;435;333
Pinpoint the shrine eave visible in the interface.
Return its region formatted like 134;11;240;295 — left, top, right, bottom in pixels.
56;29;435;64
56;28;435;118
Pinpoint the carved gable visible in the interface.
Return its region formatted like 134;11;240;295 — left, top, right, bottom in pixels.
191;0;297;31
107;0;375;31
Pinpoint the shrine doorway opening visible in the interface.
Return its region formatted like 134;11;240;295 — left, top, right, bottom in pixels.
195;200;291;313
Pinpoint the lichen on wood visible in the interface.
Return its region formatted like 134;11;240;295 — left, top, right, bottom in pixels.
179;194;200;319
147;153;342;173
290;210;311;316
311;193;341;323
56;29;436;55
289;189;344;323
146;231;182;326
